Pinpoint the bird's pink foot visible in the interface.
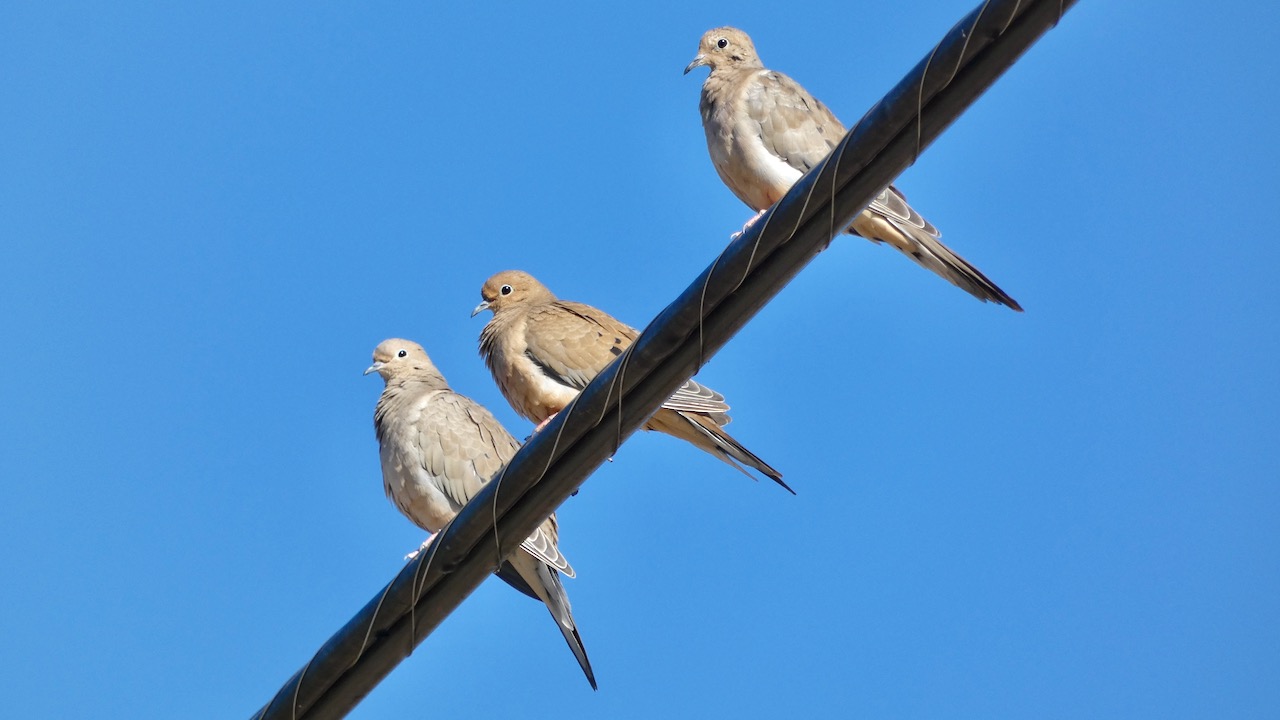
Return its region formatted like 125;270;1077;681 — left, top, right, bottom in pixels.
404;533;437;561
729;209;769;241
532;411;559;434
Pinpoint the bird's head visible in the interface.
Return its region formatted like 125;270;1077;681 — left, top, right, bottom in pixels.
684;27;762;75
472;270;556;317
364;338;435;380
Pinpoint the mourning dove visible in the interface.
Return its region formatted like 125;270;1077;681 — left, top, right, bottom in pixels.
366;339;596;689
472;271;793;494
685;27;1022;311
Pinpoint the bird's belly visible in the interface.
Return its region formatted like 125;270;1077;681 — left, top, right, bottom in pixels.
502;352;581;424
715;127;804;211
385;469;457;533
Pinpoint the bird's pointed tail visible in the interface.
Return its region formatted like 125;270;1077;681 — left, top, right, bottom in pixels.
646;409;794;494
851;196;1022;311
512;552;597;690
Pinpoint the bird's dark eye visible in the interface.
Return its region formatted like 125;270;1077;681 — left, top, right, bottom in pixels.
397;349;407;358
716;38;728;49
500;285;513;296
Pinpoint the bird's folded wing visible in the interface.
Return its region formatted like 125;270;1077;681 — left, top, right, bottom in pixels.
420;393;574;576
523;301;640;390
745;70;846;173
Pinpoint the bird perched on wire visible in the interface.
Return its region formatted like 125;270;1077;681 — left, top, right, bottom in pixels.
685;26;1021;311
472;270;793;494
366;338;596;689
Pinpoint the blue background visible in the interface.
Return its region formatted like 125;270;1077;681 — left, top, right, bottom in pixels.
3;1;1277;717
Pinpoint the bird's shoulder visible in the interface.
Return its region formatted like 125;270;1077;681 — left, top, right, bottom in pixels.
723;68;843;173
389;387;519;486
544;300;637;337
747;70;843;134
526;301;635;370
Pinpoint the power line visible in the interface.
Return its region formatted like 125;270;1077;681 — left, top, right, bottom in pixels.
250;1;1076;717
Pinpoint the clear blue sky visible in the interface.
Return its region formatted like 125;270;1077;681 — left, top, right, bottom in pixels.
3;1;1277;717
